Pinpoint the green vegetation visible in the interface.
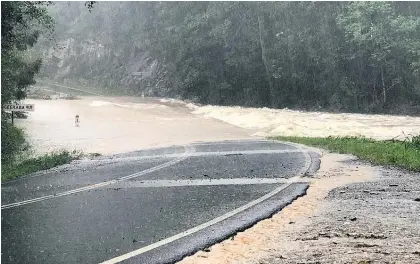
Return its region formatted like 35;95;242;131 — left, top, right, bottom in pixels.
1;2;54;175
38;2;420;115
1;150;78;181
2;2;419;179
272;136;420;172
1;2;95;180
1;1;54;106
1;121;29;164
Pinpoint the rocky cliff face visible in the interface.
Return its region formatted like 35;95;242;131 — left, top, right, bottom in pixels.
38;38;165;96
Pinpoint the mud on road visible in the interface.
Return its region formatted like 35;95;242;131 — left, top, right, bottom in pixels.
180;150;420;264
15;92;420;263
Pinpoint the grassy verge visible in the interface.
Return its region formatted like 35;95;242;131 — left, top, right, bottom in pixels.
1;150;80;182
271;136;420;172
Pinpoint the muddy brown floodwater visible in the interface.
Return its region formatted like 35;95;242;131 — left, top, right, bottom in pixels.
17;97;254;156
192;105;420;140
17;95;420;263
18;96;420;156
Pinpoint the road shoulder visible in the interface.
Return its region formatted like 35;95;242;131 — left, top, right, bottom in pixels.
179;150;420;264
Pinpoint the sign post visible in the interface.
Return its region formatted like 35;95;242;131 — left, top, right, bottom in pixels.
2;104;35;124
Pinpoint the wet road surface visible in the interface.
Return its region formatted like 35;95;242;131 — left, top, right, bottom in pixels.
1;140;317;264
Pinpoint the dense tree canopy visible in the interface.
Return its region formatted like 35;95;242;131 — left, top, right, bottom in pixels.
1;1;95;162
1;1;54;105
39;2;420;114
1;1;53;162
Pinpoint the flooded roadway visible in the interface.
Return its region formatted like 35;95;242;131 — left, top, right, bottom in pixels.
16;96;254;156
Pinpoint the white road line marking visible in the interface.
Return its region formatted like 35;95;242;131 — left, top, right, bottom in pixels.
109;178;302;188
191;139;274;145
1;146;194;210
100;142;312;264
77;149;303;163
1;141;286;184
38;88;59;94
38;82;101;95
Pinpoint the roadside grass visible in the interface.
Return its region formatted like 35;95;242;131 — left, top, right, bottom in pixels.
271;136;420;172
1;150;81;182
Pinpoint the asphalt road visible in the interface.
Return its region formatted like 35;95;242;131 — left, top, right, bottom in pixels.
1;140;318;264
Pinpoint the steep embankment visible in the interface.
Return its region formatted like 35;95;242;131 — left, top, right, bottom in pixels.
37;38;162;96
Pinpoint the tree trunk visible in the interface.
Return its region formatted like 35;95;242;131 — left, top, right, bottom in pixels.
373;79;377;105
257;14;275;108
381;67;386;105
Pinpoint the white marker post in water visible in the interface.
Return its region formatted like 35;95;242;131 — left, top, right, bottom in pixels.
75;115;80;127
